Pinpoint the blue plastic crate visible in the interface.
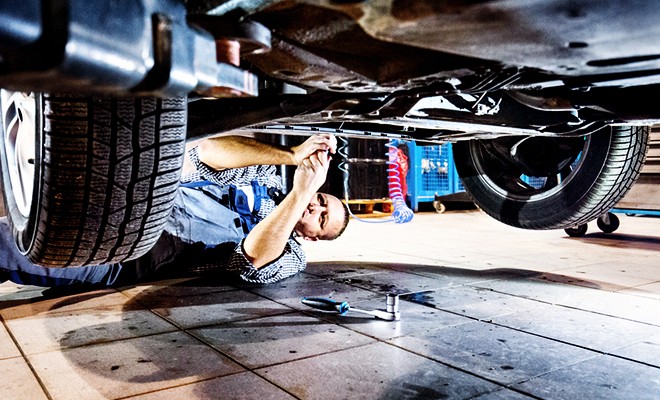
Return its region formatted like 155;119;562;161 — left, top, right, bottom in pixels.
522;175;547;189
405;142;464;212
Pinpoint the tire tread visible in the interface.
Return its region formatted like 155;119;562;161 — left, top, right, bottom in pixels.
32;95;186;266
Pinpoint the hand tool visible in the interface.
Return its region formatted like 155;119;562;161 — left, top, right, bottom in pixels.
301;293;401;321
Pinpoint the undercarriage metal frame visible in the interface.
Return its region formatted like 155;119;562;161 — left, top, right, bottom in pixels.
185;83;660;143
0;0;257;97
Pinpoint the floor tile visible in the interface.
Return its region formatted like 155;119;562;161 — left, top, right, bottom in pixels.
5;306;177;354
528;271;632;291
0;280;41;293
609;333;660;367
470;387;537;399
0;321;21;359
364;261;541;287
0;289;131;320
119;277;237;305
555;261;660;289
619;281;660;300
566;230;660;256
332;269;453;295
125;372;295;399
453;252;595;273
0;357;48;400
304;261;389;279
474;277;660;326
27;331;244;400
401;286;544;320
256;342;501;399
383;245;503;266
391;321;597;386
512;354;660;400
149;290;293;329
0;283;47;301
491;304;660;353
191;312;374;369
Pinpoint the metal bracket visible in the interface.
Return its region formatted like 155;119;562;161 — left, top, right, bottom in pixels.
0;0;259;98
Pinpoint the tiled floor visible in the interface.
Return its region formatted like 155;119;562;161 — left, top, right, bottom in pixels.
1;209;659;399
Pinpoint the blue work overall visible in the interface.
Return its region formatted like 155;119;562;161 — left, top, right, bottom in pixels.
166;180;272;244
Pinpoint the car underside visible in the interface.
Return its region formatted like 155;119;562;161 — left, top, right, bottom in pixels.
1;0;658;266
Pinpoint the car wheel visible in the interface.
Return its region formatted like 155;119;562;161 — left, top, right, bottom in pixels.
453;125;648;230
597;212;620;233
564;224;588;237
0;92;187;267
433;200;446;214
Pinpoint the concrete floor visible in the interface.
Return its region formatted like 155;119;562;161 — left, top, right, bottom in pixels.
1;209;659;399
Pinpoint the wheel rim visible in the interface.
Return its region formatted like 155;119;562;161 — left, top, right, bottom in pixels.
1;90;36;218
470;135;589;201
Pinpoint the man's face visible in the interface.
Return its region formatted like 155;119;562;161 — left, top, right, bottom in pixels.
294;193;345;241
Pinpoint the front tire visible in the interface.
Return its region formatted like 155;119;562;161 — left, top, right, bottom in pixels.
453;126;649;230
0;92;187;267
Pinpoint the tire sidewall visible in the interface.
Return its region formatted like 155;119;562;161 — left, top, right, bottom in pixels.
454;128;616;229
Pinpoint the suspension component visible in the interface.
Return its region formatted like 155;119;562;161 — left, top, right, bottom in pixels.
0;0;258;98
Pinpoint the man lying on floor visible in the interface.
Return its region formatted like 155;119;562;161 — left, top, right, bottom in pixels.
0;134;350;289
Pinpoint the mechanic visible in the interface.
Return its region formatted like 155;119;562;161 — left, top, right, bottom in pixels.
0;133;350;289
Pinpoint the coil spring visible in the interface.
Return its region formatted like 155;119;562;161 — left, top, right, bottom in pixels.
337;137;414;224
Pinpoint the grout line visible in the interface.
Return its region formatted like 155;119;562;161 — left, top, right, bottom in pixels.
0;314;54;400
112;370;281;400
469;284;660;328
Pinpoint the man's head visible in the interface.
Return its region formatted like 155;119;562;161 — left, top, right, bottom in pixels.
294;192;350;241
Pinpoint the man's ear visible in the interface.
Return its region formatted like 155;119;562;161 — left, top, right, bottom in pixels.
303;236;319;242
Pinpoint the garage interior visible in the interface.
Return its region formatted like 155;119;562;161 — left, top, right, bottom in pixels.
4;0;660;397
1;134;659;399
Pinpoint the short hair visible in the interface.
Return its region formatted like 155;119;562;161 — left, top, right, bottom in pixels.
328;201;351;240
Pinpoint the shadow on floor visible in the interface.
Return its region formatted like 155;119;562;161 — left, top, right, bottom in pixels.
565;232;660;251
0;261;617;398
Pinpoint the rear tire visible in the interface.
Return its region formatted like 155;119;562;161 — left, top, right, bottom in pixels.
0;93;187;267
454;126;649;230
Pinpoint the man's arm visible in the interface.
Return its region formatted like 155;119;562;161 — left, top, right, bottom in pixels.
196;134;336;170
242;150;330;268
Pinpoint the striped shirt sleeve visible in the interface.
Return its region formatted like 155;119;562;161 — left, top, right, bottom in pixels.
227;237;307;284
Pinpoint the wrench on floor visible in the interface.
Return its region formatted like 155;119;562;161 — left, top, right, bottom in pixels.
301;294;401;321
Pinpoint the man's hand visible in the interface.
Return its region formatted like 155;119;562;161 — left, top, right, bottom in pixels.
291;134;337;166
292;149;331;197
242;147;333;268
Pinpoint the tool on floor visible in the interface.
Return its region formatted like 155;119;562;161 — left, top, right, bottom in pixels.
301;293;401;321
